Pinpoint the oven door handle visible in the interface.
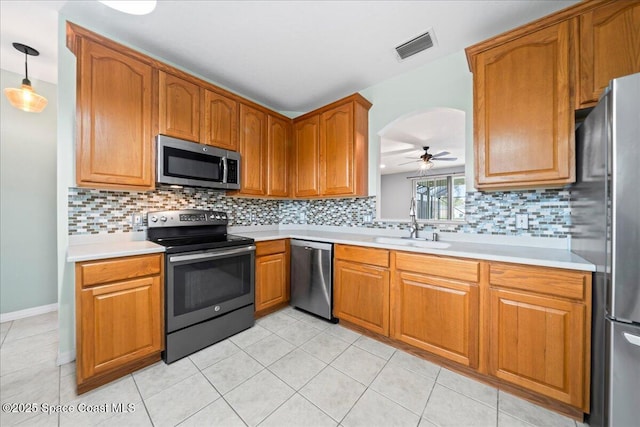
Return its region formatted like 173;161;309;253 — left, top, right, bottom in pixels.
169;245;256;263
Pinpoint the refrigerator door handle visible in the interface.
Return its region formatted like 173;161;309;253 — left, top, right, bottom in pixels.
623;332;640;347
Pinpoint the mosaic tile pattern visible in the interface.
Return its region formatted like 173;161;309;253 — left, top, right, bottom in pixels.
68;187;571;238
68;186;280;234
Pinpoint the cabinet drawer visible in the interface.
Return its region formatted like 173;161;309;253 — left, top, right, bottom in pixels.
335;244;389;268
256;239;287;256
78;254;162;288
394;251;479;283
489;263;588;301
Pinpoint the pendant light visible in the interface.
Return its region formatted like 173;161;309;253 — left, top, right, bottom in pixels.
3;43;48;113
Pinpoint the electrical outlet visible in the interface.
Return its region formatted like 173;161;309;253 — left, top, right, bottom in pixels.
515;214;529;230
299;212;306;222
249;212;255;222
363;214;373;223
132;214;143;225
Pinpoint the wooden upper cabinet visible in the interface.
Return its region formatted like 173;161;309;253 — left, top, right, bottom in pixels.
320;103;354;195
293;115;321;197
74;37;154;190
578;1;640;108
158;72;240;150
293;93;371;198
266;115;291;197
158;71;200;142
471;21;575;189
202;89;238;150
238;103;267;196
319;96;370;197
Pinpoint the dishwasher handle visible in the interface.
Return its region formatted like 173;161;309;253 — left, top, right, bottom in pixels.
290;239;333;252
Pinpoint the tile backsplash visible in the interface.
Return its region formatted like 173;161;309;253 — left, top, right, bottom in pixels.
68;187;571;238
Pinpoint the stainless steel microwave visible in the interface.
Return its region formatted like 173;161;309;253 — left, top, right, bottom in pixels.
156;135;240;190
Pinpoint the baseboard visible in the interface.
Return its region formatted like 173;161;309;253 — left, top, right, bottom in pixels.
57;350;76;366
0;303;58;323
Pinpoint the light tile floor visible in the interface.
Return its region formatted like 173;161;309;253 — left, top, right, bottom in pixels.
0;308;586;427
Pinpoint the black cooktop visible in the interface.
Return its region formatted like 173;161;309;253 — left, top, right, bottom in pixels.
146;209;254;254
152;233;254;254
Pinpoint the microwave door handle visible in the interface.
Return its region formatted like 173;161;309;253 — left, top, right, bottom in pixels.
222;156;228;184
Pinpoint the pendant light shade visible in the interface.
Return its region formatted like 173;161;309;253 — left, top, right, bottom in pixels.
3;43;48;113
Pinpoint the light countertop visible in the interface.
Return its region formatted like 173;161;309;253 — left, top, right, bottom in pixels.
67;240;165;263
233;230;595;272
66;229;594;272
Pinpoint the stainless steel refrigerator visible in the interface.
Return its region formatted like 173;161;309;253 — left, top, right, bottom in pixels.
572;72;640;427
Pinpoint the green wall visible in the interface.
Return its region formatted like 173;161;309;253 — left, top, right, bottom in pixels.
56;16;77;359
359;51;474;195
0;69;58;314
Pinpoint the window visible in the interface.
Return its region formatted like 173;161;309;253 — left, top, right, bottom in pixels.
413;174;465;221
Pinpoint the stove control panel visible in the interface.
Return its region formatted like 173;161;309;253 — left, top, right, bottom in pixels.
148;209;228;227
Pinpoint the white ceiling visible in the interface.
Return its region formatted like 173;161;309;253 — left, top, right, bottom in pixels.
380;108;465;175
0;0;579;112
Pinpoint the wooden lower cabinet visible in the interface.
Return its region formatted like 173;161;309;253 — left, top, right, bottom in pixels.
334;260;390;335
392;271;479;367
391;252;480;367
255;240;289;314
75;254;163;393
333;246;592;414
333;245;390;335
489;289;586;408
488;263;591;411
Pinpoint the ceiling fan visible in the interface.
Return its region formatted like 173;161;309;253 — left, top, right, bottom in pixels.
399;146;457;166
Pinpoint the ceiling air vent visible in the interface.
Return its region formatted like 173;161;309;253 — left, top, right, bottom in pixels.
395;30;435;60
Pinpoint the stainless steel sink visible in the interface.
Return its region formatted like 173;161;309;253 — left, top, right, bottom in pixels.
372;236;450;249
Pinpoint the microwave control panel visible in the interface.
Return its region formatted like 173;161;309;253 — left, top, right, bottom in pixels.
227;159;238;184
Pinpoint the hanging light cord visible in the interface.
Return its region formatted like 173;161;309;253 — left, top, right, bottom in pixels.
22;49;31;85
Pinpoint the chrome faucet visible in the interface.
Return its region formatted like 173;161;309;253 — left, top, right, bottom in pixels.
408;197;419;238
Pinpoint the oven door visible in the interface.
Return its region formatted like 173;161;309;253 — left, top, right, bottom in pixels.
166;245;255;333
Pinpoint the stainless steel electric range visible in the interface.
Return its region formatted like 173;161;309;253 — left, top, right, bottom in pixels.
147;209;255;363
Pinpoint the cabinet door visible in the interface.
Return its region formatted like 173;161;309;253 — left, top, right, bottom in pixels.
267;115;290;197
474;21;574;189
579;1;640;107
255;253;288;312
320;103;354;196
78;276;162;382
238;104;267;195
76;39;153;189
489;288;585;408
392;272;479;367
202;89;238;150
334;260;390;335
158;71;200;142
292;115;320;197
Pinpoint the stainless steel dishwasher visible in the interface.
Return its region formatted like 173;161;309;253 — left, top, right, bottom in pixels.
290;239;335;321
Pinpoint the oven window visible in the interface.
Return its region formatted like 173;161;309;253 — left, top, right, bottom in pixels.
173;254;252;315
164;147;221;182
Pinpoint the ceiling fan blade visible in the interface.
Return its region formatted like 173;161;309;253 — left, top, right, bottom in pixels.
398;160;420;165
431;151;450;158
432;157;457;161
